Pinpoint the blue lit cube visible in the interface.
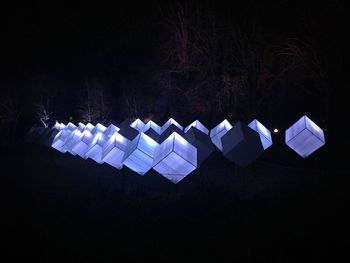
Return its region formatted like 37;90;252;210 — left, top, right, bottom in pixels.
161;118;183;133
102;132;130;169
144;120;161;134
104;124;120;138
210;119;233;151
221;122;264;167
184;127;214;165
91;123;107;135
85;132;108;164
153;132;197;184
285;115;325;158
62;129;84;155
248;119;273;150
51;123;77;153
70;130;94;158
122;133;159;175
184;120;209;135
130;118;146;132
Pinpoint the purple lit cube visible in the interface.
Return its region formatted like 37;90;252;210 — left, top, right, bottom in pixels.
285;115;325;158
210;119;233;151
221;122;264;167
153;132;197;184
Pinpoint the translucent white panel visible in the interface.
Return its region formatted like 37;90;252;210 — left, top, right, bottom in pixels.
122;133;159;175
85;132;108;164
144;120;161;134
102;133;131;169
71;130;94;158
91;123;107;135
153;132;197;184
184;120;209;135
285;115;325;158
104;124;120;138
248;119;273;150
161;118;183;133
62;129;83;155
210;119;233;151
130;118;146;132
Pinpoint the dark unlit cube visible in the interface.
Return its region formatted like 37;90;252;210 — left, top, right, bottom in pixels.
221;122;264;167
184;127;214;165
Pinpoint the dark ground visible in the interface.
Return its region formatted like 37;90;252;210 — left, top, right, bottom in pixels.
0;133;347;262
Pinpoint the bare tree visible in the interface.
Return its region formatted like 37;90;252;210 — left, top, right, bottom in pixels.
78;79;112;124
0;94;23;142
35;95;52;128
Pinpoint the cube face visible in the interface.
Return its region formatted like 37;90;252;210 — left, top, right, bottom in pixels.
102;133;130;169
144;120;161;134
153;133;197;184
221;122;264;167
118;122;140;141
161;118;183;133
144;128;160;143
91;123;107;135
248;119;273;150
184;120;209;135
122;133;159;175
104;124;120;138
71;130;94;158
51;124;76;153
85;132;108;163
159;124;184;143
210;120;233;151
184;127;214;165
130;118;146;132
285;116;325;158
63;130;83;155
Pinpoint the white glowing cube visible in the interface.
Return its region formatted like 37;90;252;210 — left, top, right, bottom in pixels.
91;123;107;135
144;120;161;134
70;130;94;158
153;132;197;184
51;123;77;153
102;133;130;169
130;118;146;132
122;133;159;175
184;120;209;135
285;115;325;158
210;119;233;151
161;118;183;133
104;124;120;138
62;129;83;155
85;132;108;164
248;119;273;150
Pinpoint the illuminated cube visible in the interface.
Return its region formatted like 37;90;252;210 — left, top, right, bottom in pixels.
221;122;264;167
184;120;209;135
85;132;108;164
51;123;77;153
102;132;130;169
184;127;214;165
70;130;94;158
104;124;120;138
248;119;273;150
144;120;161;134
210;119;233;151
285;115;325;158
153;132;197;184
130;118;146;132
62;129;83;155
91;123;107;135
122;133;159;175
